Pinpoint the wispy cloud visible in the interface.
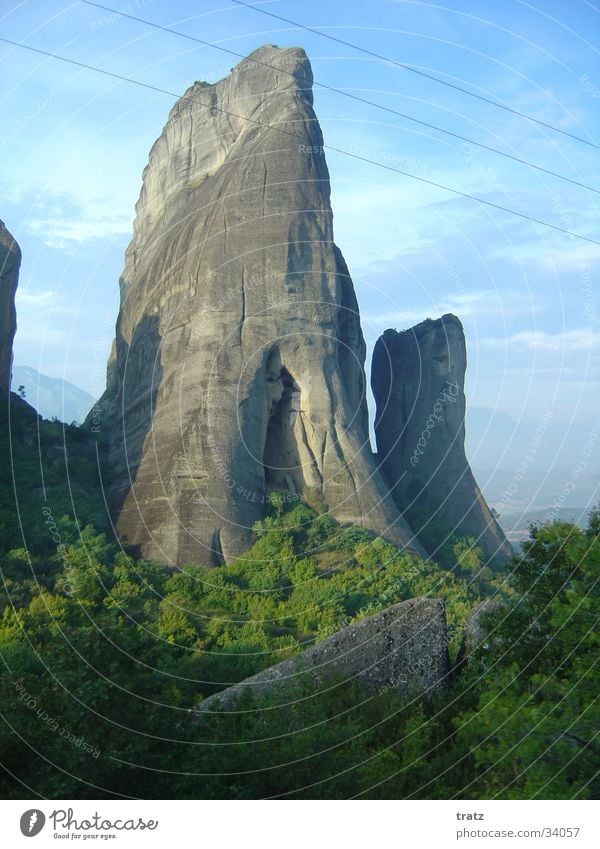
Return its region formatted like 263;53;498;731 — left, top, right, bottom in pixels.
479;328;598;352
5;180;134;251
24;193;133;249
16;289;56;307
362;288;530;326
490;239;600;272
16;288;78;315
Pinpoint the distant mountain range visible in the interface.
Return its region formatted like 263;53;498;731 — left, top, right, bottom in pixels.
466;405;599;537
467;405;597;470
12;365;94;424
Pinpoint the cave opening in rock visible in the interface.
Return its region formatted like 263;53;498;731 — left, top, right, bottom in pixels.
263;363;304;494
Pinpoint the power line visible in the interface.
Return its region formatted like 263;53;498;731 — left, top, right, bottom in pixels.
230;0;600;151
1;36;599;247
80;0;600;196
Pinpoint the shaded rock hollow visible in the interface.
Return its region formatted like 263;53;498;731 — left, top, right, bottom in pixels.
372;314;513;566
95;45;423;566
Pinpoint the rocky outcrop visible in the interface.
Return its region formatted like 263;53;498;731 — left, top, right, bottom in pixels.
455;599;501;670
95;45;423;566
0;222;20;397
372;314;513;566
195;597;449;713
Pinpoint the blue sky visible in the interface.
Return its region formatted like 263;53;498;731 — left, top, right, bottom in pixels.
2;0;599;444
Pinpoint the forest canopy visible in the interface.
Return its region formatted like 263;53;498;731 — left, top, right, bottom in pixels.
0;400;597;799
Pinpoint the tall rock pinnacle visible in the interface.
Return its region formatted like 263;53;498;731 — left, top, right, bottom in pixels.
0;221;20;397
372;314;513;566
96;45;423;566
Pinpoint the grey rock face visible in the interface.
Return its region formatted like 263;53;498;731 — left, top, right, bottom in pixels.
372;314;513;566
455;599;501;669
195;597;449;713
96;45;423;566
0;222;20;397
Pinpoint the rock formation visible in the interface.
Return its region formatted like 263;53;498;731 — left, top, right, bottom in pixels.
95;45;423;567
195;597;449;713
0;222;20;397
372;314;513;566
455;599;501;670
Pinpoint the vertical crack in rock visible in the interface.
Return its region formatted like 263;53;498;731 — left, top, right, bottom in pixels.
239;266;246;347
297;408;324;490
263;364;303;494
372;314;513;567
92;45;424;566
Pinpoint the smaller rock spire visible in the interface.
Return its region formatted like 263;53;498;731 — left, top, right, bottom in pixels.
371;314;513;567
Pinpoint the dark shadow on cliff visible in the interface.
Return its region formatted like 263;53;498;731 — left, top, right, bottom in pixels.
87;314;163;551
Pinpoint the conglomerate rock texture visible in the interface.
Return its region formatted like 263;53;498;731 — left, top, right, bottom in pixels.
0;222;20;397
372;314;513;566
195;597;450;713
95;45;423;566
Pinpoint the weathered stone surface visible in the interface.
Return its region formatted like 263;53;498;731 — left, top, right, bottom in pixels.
455;599;501;670
95;45;423;566
0;222;20;397
372;314;513;566
195;597;449;713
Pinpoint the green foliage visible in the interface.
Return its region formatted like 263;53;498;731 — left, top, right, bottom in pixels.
0;398;109;555
0;401;597;798
451;515;599;799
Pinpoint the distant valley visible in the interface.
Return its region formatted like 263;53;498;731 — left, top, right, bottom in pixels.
11;364;94;424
